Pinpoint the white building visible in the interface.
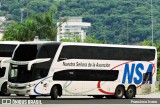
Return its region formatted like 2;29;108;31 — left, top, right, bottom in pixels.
57;17;91;42
0;16;6;39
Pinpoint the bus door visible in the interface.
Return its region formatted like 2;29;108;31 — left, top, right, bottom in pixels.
141;72;152;94
34;68;51;94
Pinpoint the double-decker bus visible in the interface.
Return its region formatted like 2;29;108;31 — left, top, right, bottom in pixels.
0;41;20;96
7;42;157;99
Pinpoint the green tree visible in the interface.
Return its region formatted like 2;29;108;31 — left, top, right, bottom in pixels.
3;11;57;41
2;0;160;44
29;0;51;14
141;40;153;46
84;36;102;43
60;34;82;42
31;11;57;40
61;35;103;44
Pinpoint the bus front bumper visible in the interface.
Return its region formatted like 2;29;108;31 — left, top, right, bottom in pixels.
7;85;36;95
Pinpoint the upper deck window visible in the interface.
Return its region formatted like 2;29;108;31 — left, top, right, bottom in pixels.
0;44;17;57
59;45;155;61
13;44;38;61
36;43;60;58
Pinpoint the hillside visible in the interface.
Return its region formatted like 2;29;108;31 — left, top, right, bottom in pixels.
57;0;160;44
0;0;160;44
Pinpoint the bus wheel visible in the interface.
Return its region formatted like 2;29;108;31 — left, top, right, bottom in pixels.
0;82;10;96
93;95;104;99
114;85;124;99
51;86;59;100
125;86;136;99
29;95;36;99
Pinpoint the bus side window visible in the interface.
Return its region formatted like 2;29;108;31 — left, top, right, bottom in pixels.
0;67;6;77
143;72;152;83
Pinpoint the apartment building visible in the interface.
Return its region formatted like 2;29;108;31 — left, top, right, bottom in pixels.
57;17;91;42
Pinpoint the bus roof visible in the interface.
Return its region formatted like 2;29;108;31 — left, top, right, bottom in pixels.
15;41;156;50
19;41;56;45
0;41;21;45
61;42;156;50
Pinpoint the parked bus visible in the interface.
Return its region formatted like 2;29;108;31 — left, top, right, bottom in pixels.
0;41;20;96
7;42;157;99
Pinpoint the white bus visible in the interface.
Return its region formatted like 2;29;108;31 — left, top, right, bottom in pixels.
7;42;157;99
0;41;20;96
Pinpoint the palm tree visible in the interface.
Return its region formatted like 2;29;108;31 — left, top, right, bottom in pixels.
3;11;57;41
29;11;57;40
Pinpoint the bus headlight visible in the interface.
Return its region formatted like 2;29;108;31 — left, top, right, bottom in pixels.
26;84;35;88
8;85;11;88
26;85;30;88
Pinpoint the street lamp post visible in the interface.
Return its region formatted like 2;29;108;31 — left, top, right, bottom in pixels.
127;20;129;45
26;0;28;17
20;8;24;23
125;20;130;45
151;0;154;45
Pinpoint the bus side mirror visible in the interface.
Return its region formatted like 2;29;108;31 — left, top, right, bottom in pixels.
28;58;51;70
0;58;11;68
142;72;152;84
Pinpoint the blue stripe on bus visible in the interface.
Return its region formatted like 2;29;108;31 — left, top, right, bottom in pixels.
34;76;52;95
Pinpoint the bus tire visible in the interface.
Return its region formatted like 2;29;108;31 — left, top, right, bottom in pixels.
93;95;104;99
0;82;10;96
125;86;136;99
29;95;36;99
50;86;59;100
114;85;124;99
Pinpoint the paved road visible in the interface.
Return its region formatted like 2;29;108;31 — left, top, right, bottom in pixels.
0;93;160;107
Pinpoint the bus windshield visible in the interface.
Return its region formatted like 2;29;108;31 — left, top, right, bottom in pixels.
12;44;38;61
8;64;49;83
12;43;60;61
